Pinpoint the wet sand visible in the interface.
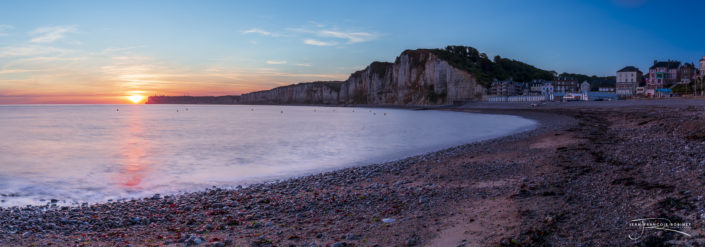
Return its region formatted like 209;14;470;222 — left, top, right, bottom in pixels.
2;99;705;246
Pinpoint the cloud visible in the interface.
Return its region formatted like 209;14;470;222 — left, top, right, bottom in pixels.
100;46;142;54
317;30;376;43
0;45;73;57
290;27;378;45
0;24;14;36
308;21;326;28
266;60;287;65
295;63;312;67
12;56;87;64
242;28;281;37
29;25;77;43
0;69;36;75
304;39;338;46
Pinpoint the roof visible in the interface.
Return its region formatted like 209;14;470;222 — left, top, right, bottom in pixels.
650;61;680;70
680;63;695;68
618;66;641;73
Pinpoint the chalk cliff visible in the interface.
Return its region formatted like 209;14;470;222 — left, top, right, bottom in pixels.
147;49;483;105
238;81;342;104
239;49;482;105
146;95;240;104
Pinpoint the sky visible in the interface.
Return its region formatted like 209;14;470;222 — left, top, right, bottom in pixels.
0;0;703;104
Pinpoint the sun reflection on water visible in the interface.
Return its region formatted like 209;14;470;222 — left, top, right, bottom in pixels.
116;108;150;189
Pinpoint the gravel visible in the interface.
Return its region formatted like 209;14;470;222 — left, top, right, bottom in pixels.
4;99;703;246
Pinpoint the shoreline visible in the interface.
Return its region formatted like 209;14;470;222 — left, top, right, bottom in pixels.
3;100;705;246
0;107;553;209
0;105;537;209
0;105;572;246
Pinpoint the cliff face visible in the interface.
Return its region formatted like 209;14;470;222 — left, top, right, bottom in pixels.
146;95;240;104
239;49;482;105
238;81;342;104
147;49;482;105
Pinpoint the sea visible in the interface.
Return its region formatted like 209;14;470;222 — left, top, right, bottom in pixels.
0;104;536;207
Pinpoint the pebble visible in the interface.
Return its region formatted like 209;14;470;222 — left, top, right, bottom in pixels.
3;105;699;246
331;242;347;247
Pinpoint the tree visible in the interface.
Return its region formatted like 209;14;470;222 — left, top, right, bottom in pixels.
430;46;555;88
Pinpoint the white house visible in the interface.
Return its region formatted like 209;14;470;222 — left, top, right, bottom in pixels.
580;81;590;94
616;66;642;96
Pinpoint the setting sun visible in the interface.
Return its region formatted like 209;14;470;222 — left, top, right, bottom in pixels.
126;95;145;104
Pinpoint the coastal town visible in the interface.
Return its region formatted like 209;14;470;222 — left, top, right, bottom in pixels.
487;55;705;102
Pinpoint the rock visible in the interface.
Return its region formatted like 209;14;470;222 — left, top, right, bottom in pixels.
246;221;262;229
151;194;161;200
130;217;141;224
407;235;419;246
331;242;347;247
178;235;191;243
186;236;204;246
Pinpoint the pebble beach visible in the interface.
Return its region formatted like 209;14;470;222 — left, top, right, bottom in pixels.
3;99;705;246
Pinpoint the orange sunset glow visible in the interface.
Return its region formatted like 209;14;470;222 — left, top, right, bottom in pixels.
126;95;145;104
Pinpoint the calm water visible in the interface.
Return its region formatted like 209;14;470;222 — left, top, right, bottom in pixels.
0;104;536;207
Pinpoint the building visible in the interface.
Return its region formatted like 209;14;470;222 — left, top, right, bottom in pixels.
515;82;531;95
700;56;705;78
553;77;579;93
529;79;549;95
648;60;680;89
616;66;643;96
541;83;554;101
678;63;697;84
580;81;591;94
489;80;519;96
